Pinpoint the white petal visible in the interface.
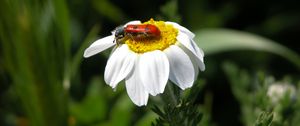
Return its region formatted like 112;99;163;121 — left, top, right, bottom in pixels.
104;45;135;88
190;46;205;71
181;45;205;71
125;57;149;106
139;50;170;96
165;45;195;89
191;39;205;61
189;39;205;70
166;21;195;38
83;35;115;58
191;55;199;80
177;32;196;55
177;32;205;71
125;20;141;26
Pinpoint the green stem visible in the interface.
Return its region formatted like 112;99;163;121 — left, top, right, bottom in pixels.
162;83;178;106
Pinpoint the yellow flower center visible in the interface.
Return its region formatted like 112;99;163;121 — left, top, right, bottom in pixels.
125;19;178;53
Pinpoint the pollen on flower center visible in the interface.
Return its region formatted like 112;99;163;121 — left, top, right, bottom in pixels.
125;19;178;53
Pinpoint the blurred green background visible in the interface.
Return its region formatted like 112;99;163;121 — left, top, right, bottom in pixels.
0;0;300;126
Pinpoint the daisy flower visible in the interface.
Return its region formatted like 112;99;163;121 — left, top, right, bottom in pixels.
83;19;205;106
267;83;296;104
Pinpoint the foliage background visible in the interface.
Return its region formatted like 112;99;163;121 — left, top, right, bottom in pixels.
0;0;299;126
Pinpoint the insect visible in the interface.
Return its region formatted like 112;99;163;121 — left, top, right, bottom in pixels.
114;24;161;45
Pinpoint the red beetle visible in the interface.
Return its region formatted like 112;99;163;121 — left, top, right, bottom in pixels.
125;24;161;37
114;24;161;45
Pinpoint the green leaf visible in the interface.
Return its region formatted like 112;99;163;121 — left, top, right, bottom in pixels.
136;111;158;126
151;100;202;126
255;111;273;126
0;1;69;126
160;0;181;22
71;24;100;78
91;0;126;23
110;94;134;126
194;29;300;69
70;77;107;124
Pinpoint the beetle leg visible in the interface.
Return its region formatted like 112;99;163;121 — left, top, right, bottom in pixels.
143;32;149;37
127;34;136;41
